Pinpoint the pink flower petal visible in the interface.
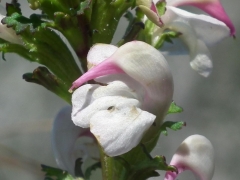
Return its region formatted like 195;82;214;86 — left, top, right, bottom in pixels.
69;60;124;92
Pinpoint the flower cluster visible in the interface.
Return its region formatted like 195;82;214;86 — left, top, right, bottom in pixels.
0;0;235;179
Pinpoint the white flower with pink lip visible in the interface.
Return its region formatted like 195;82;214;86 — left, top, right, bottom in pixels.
70;41;173;157
137;0;235;76
165;134;215;180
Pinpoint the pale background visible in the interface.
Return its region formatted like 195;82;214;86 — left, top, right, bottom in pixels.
0;0;239;179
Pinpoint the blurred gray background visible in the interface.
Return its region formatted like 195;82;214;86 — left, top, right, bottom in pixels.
0;0;239;179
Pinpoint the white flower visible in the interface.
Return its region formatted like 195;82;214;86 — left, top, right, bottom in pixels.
70;41;173;156
158;6;231;77
0;15;22;45
52;106;99;175
138;0;234;76
166;0;235;36
164;134;215;180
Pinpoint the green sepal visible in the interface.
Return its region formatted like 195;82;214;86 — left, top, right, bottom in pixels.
126;143;176;180
28;0;81;18
101;143;176;180
84;162;101;180
122;10;135;38
77;0;92;16
0;38;8;60
99;131;176;180
160;121;186;136
0;41;34;62
75;158;85;178
128;155;176;180
167;101;183;114
124;11;134;24
154;30;181;49
23;67;71;104
139;19;156;45
117;22;144;46
156;0;167;16
117;10;145;46
125;11;144;34
6;0;22;16
41;164;76;180
136;1;180;48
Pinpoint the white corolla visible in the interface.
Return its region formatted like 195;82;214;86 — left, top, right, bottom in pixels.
70;41;173;157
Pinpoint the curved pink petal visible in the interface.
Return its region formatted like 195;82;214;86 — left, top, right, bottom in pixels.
69;59;124;92
166;0;235;36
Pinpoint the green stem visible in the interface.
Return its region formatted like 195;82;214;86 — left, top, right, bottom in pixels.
99;147;114;180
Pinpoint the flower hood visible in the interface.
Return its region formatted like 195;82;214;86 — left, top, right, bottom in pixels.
164;134;215;180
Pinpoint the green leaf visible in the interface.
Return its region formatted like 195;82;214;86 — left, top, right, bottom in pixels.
160;121;186;136
101;140;176;180
2;13;45;34
28;0;81;17
1;12;82;86
84;162;101;180
6;1;22;16
0;41;33;62
127;152;177;180
167;101;183;114
41;164;76;180
74;158;84;178
124;11;134;23
23;67;71;103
